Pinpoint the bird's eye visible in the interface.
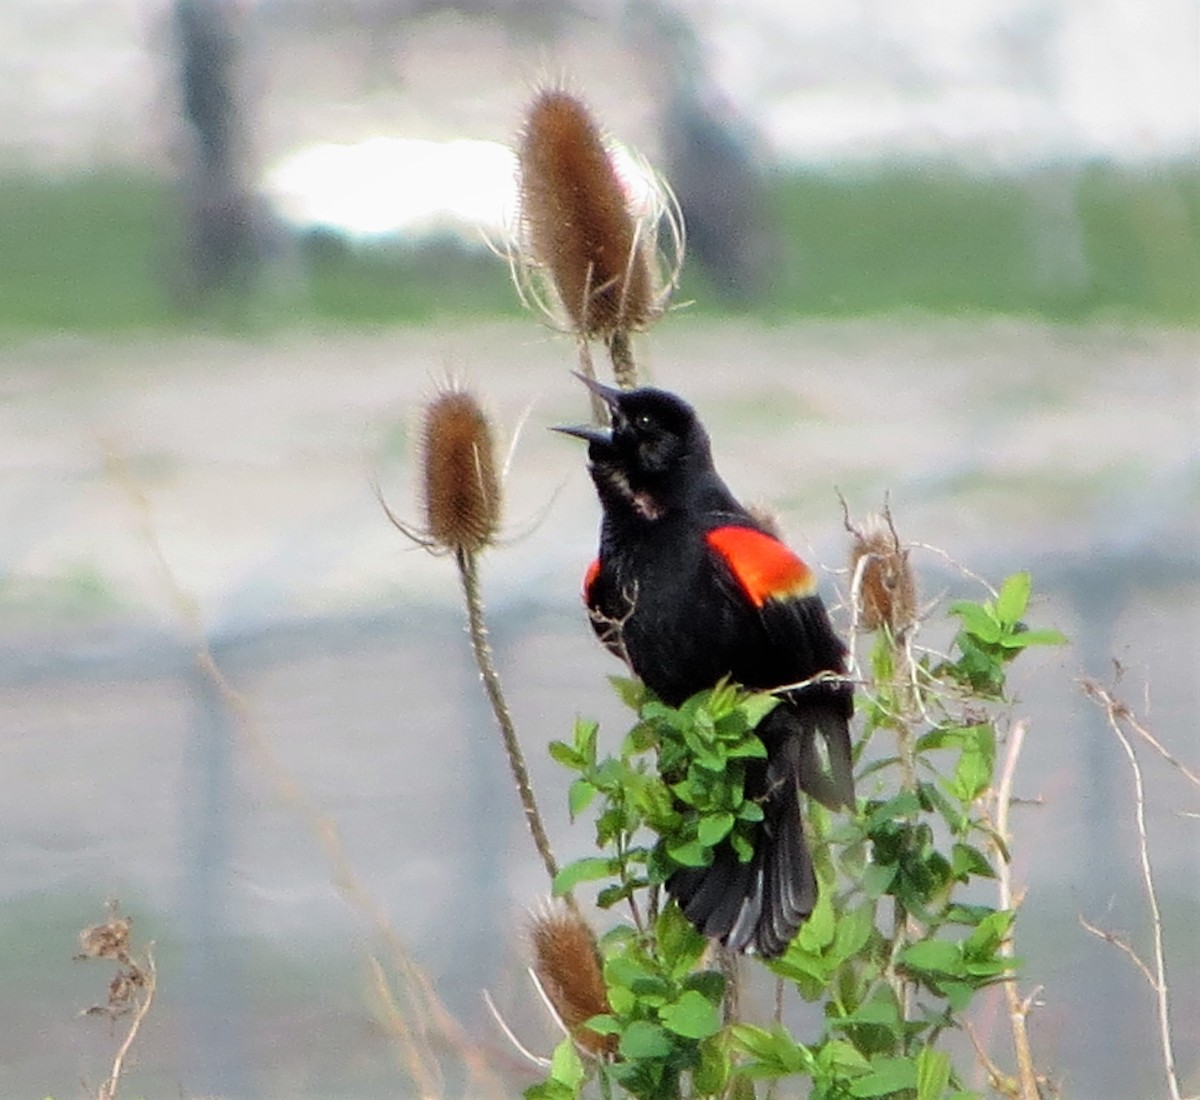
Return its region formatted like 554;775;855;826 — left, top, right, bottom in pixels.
634;413;654;429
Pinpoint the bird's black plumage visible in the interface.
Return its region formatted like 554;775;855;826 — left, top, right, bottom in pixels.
560;380;853;958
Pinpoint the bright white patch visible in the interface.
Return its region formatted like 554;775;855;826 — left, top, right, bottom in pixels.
261;136;664;248
262;137;519;244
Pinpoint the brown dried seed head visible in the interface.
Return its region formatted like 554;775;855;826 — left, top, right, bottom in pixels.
850;515;917;634
518;89;653;337
78;914;132;960
421;389;501;554
529;907;615;1056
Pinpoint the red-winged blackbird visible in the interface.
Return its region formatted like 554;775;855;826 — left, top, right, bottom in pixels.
558;379;854;958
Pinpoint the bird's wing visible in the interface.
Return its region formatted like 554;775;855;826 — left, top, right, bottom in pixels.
705;524;855;809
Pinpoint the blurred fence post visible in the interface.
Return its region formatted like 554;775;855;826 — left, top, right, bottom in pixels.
180;650;248;1096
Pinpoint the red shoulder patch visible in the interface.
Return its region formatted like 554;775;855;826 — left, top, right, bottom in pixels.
583;557;601;601
706;526;816;608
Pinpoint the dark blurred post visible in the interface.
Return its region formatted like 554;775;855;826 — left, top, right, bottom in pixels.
626;0;776;304
173;0;263;303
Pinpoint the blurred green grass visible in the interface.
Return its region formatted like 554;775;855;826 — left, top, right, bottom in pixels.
0;162;1196;333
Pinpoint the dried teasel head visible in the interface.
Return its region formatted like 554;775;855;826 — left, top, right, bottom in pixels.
849;512;917;635
529;905;615;1056
77;910;132;961
515;88;680;339
421;387;502;555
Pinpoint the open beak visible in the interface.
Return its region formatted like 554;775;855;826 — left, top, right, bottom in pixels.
571;371;624;410
553;422;612;444
552;372;625;444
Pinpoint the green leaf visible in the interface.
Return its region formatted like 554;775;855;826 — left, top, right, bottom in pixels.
951;842;996;881
693;1035;730;1095
604;955;657;993
738;691;781;729
618;1020;674;1060
866;791;922;829
730;831;754;862
949;600;1002;644
584;1013;622;1036
818;1038;872;1073
574;718;599;762
995;572;1031;626
656;902;708;977
523;1081;576;1100
552;857;613;896
682;970;727;1002
609;675;647;710
698;811;735;846
625;720;658;753
660;989;722;1040
849;1056;918;1097
861;862;897;898
964;908;1015;958
668;838;712;867
833;995;901;1031
998;627;1067;649
796;886;836;950
901;939;962;976
548;740;584;770
942;980;975;1012
728;1024;776;1060
730;1024;813;1074
951;748;991;802
830;903;876;963
549;1036;586;1087
726;738;769;759
916;1048;953;1100
568;778;596;819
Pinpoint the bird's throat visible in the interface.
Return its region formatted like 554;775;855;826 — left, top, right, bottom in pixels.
598;466;663;522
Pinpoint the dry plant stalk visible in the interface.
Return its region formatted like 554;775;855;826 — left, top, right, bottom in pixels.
411;386;563;888
984;720;1046;1100
76;901;158;1100
1080;678;1196;1100
845;504;922;1017
529;905;615;1056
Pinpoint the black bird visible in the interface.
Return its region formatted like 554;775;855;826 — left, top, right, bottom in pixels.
558;379;853;958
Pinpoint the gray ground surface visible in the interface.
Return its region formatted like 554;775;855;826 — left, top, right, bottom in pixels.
2;318;1198;1097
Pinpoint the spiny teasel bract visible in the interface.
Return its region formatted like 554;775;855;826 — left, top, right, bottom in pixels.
421;386;502;555
849;512;917;636
529;905;615;1056
516;88;678;342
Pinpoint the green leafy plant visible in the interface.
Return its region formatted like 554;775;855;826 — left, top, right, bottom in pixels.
528;567;1065;1100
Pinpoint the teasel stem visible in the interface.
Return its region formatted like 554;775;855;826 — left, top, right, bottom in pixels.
607;329;637;389
576;338;609;426
455;546;562;890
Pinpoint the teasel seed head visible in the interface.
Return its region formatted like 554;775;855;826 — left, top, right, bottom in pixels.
515;88;679;340
849;513;917;636
529;905;615;1056
421;387;501;555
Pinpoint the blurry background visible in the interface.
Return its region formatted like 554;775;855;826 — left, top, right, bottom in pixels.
1;1;1197;1097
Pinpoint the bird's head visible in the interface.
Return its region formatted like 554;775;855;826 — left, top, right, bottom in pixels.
555;376;713;518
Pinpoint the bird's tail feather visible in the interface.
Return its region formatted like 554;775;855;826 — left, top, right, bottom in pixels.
667;770;815;959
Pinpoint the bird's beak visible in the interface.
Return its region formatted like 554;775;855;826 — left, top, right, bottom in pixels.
552;422;612;445
552;372;625;443
571;371;624;411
